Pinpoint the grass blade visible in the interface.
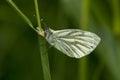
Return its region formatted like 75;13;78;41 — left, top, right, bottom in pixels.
7;0;37;32
34;0;51;80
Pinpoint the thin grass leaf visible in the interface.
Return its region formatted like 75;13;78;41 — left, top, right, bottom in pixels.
78;0;90;80
34;0;51;80
7;0;37;32
7;0;51;80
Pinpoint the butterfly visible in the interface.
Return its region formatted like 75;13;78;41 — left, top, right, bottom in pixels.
42;27;101;58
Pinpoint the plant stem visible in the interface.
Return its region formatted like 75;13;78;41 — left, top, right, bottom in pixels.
34;0;43;32
34;0;51;80
7;0;37;32
78;57;88;80
38;37;51;80
7;0;51;80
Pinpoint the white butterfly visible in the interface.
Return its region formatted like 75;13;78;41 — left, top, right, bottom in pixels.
43;28;101;58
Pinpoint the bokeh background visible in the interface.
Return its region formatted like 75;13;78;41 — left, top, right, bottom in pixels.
0;0;120;80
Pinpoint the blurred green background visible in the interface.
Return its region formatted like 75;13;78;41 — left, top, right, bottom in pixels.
0;0;120;80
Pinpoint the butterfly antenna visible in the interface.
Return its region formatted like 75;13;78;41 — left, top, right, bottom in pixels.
41;19;48;29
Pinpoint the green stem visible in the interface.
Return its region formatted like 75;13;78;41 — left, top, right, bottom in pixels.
7;0;51;80
78;0;89;80
34;0;43;32
38;37;51;80
78;57;88;80
7;0;37;32
34;0;51;80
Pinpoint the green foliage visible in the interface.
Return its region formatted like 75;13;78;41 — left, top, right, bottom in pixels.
0;0;120;80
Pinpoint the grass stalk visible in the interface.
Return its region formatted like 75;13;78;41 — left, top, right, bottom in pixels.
7;0;37;32
7;0;51;80
34;0;43;32
112;0;120;35
34;0;51;80
78;57;88;80
78;0;90;80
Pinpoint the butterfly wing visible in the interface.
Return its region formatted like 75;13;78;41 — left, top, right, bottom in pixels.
46;29;101;58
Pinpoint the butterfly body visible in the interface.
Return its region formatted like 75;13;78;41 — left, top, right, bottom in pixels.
44;28;101;58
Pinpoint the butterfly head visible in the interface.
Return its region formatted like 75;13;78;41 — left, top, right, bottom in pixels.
44;27;54;39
